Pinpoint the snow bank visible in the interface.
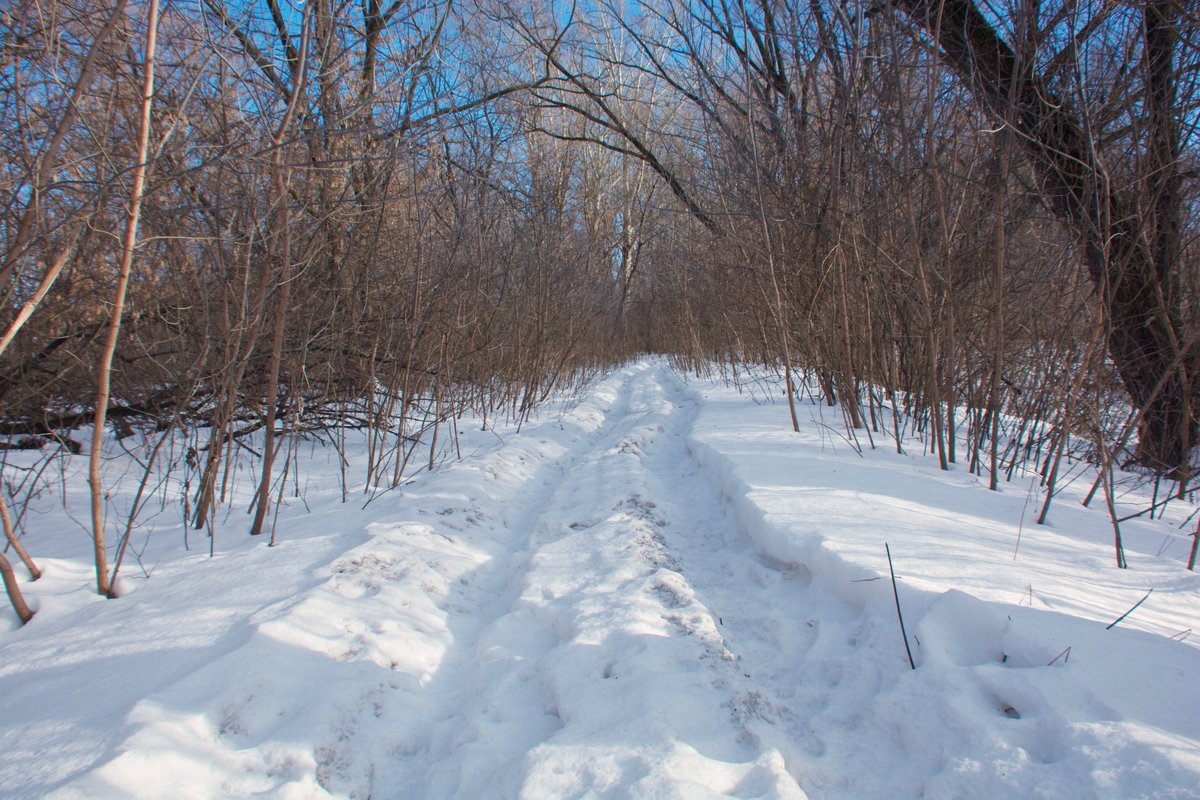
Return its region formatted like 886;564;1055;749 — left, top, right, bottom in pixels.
679;370;1200;798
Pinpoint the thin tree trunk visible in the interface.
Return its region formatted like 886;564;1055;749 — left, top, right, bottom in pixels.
0;550;33;625
250;9;312;536
748;98;799;433
1038;326;1103;524
88;0;160;597
0;492;39;580
988;157;1006;490
0;228;84;358
1101;463;1128;569
1188;517;1199;571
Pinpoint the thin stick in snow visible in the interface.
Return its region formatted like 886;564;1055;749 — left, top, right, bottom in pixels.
886;543;916;670
1048;646;1071;666
1014;477;1036;560
1106;589;1153;631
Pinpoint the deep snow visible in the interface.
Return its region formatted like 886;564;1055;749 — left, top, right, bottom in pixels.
1;359;1198;799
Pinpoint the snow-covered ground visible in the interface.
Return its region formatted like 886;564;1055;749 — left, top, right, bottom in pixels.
2;359;1198;799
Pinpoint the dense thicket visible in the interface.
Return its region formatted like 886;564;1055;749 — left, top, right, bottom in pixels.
2;0;1198;613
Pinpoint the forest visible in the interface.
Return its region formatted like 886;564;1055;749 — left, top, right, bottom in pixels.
1;0;1198;621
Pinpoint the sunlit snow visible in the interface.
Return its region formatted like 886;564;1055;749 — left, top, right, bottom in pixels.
2;359;1197;798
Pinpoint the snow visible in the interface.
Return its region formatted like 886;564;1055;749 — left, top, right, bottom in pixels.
1;358;1198;799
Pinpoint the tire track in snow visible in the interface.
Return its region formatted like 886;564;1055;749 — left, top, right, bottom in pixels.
376;363;652;796
647;369;873;794
651;370;973;800
48;366;647;800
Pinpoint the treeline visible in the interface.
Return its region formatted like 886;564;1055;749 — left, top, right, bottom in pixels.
535;0;1199;482
528;1;1199;507
2;0;1198;615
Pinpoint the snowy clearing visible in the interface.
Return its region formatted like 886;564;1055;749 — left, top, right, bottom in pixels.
2;359;1198;799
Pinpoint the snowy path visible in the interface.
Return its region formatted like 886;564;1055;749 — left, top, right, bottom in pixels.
392;362;810;797
5;359;1199;799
